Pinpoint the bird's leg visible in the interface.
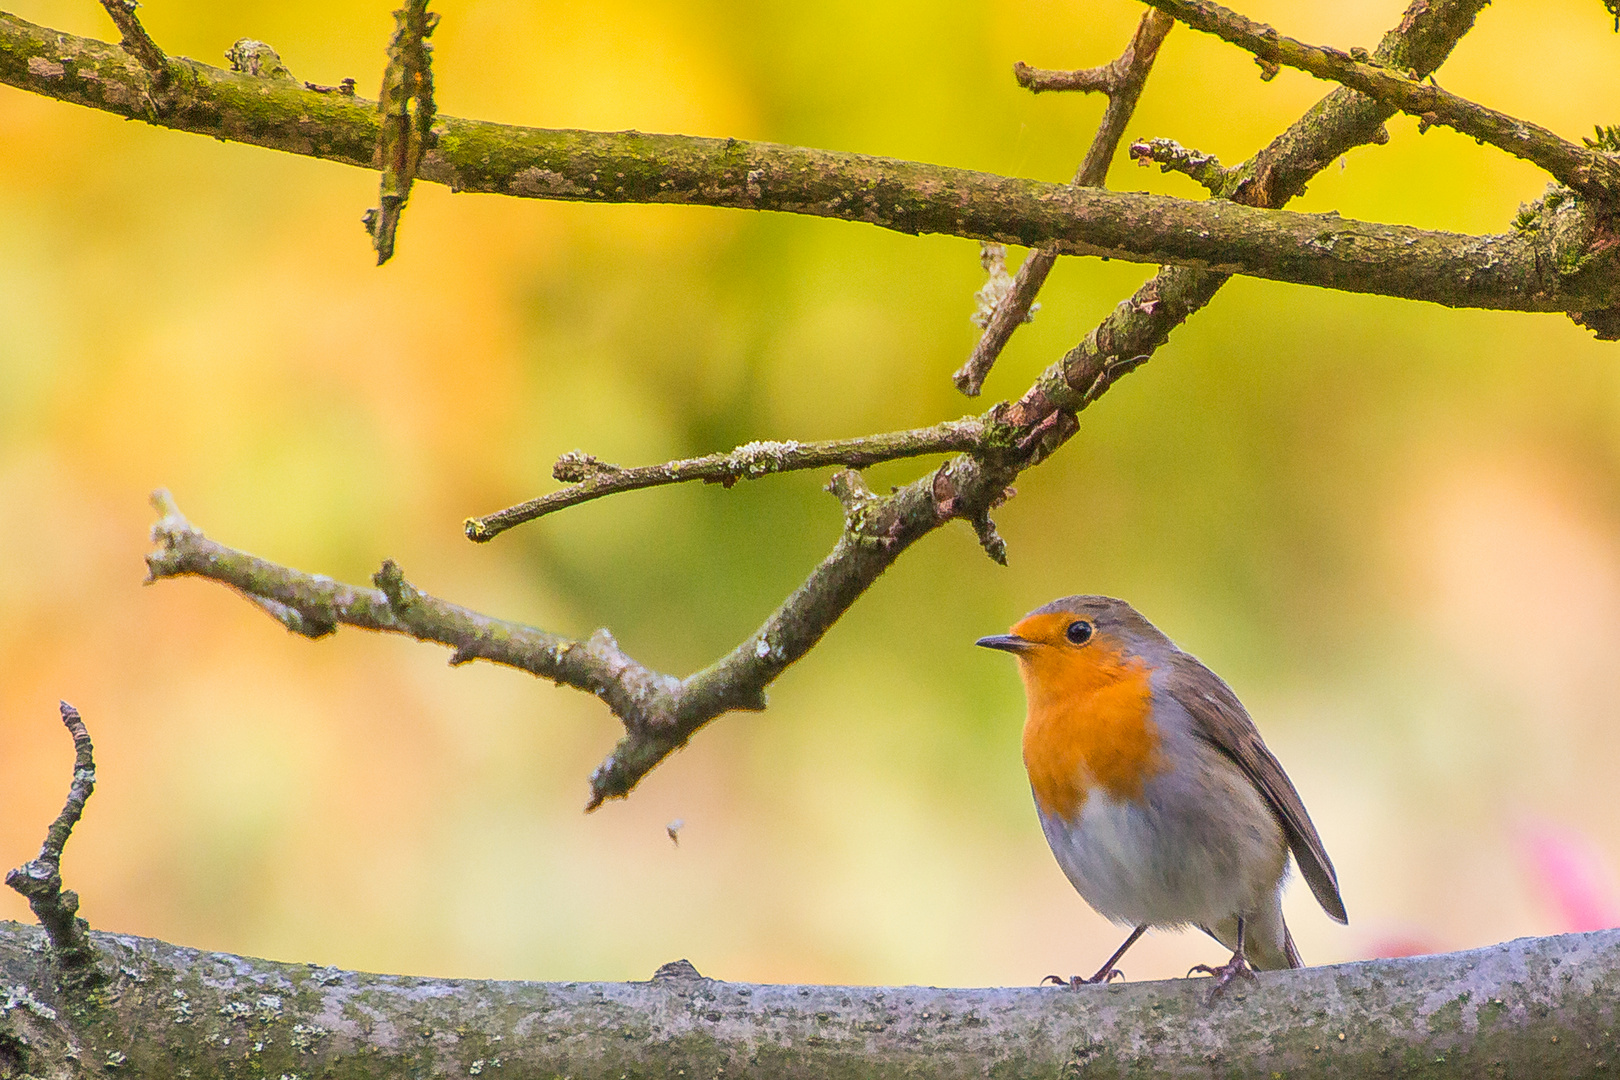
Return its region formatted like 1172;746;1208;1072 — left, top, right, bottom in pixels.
1041;924;1147;988
1188;915;1259;1002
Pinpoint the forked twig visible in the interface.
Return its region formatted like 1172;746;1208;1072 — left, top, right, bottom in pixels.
954;9;1175;397
1144;0;1620;205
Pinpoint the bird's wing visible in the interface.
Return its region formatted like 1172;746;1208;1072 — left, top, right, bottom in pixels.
1168;653;1348;924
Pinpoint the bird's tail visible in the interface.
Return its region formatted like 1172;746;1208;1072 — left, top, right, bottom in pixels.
1281;922;1303;969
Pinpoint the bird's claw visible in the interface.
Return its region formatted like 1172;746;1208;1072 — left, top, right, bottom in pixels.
1040;967;1125;988
1187;956;1257;1003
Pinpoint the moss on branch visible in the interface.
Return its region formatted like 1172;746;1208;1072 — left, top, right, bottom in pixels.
1;11;1615;311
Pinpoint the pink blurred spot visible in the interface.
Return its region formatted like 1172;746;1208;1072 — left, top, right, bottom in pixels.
1518;819;1620;932
1365;936;1439;959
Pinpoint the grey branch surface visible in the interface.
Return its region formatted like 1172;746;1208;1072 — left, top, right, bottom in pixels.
1;11;1617;312
0;921;1615;1079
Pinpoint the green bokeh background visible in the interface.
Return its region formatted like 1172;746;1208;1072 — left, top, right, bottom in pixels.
2;0;1618;986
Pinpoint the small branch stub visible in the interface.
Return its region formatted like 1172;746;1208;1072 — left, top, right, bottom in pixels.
1011;59;1114;95
367;0;439;264
5;702;105;989
1130;137;1230;194
98;0;168;87
225;39;297;81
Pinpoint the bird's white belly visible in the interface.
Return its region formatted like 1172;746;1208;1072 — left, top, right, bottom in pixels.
1038;775;1287;928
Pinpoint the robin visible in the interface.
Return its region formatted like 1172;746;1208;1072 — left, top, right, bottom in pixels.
977;595;1346;997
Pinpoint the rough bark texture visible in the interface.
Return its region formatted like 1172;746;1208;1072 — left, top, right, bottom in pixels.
1;11;1616;312
1;922;1616;1079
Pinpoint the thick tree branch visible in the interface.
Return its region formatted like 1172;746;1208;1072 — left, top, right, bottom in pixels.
955;9;1175;397
1;12;1615;312
0;921;1615;1078
466;419;986;541
1143;0;1620;205
5;703;105;991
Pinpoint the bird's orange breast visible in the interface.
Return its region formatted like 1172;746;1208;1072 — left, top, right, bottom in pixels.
1014;616;1163;820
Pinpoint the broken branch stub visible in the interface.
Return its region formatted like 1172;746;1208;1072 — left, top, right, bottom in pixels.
5;702;105;990
366;0;439;264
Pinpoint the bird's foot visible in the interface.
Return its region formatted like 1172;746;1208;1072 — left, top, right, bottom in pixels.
1187;953;1256;1003
1040;967;1125;988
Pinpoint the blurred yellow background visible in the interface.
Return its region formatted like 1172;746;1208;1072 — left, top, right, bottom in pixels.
2;0;1619;988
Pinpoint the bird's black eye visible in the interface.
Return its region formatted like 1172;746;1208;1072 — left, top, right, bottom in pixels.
1065;620;1093;645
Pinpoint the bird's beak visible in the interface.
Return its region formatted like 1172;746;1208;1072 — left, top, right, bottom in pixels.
976;633;1033;654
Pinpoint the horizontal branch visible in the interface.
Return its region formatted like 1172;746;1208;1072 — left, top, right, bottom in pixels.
1;921;1616;1078
1143;0;1620;204
466;419;986;542
2;11;1615;312
1010;59;1113;94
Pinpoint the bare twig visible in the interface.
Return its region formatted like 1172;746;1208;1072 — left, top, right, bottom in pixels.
1011;60;1114;95
5;702;104;989
1143;0;1620;205
146;490;684;716
954;10;1175;397
969;243;1037;330
141;0;1497;810
467;420;986;542
97;0;167;87
1129;137;1230;194
366;0;439;265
